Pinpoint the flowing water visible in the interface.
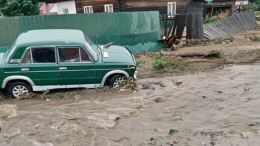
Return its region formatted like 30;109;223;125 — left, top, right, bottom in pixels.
1;64;260;146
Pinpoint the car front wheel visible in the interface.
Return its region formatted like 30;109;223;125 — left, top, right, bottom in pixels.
7;82;31;98
108;75;125;88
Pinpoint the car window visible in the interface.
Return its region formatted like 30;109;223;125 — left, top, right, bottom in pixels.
58;47;92;63
32;48;55;63
21;47;55;64
58;47;80;62
80;48;91;62
21;49;32;63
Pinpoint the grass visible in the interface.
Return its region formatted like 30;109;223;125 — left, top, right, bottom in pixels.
152;53;186;70
19;90;50;100
207;50;227;64
152;53;168;69
249;35;260;42
171;57;186;70
214;35;234;44
203;10;230;26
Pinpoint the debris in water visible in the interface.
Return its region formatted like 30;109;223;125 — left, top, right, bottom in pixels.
74;95;80;100
169;129;179;135
247;121;259;126
172;139;178;144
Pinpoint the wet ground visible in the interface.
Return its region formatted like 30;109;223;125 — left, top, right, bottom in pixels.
1;63;260;146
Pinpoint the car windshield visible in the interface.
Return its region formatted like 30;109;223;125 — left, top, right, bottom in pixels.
84;37;99;61
4;42;16;62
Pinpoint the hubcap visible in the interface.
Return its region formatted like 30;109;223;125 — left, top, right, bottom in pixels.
12;85;29;98
113;77;124;88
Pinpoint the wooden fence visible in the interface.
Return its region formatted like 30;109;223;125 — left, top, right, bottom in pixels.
204;10;257;39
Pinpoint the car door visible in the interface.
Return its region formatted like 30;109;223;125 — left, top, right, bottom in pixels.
57;46;96;85
19;47;59;86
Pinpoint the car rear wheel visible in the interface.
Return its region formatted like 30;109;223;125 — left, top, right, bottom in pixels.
7;82;31;98
108;75;125;88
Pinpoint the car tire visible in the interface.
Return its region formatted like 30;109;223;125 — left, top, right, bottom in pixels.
7;82;31;99
108;74;125;88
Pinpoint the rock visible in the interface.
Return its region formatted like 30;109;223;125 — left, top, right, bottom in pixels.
175;81;182;86
159;82;166;87
202;96;207;98
60;95;64;99
172;139;178;144
218;91;222;93
0;126;1;132
153;97;165;103
210;141;215;145
74;95;80;100
150;138;154;141
244;88;250;91
142;83;151;89
169;129;179;135
247;121;259;126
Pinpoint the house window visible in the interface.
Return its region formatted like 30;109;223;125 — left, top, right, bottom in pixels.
104;4;113;13
63;8;69;14
84;6;93;13
167;2;176;15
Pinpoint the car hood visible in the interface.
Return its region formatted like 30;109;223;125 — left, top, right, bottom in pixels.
101;45;135;63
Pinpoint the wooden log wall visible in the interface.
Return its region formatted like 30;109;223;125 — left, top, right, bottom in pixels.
75;0;188;14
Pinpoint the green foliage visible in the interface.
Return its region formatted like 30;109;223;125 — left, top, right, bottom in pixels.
203;10;229;26
152;53;168;69
249;35;260;42
170;57;186;70
152;53;186;70
244;2;260;11
0;0;40;16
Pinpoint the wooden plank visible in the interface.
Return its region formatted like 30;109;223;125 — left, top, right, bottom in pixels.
176;14;187;40
186;13;193;40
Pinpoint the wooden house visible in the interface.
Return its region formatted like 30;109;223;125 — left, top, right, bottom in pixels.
40;0;241;16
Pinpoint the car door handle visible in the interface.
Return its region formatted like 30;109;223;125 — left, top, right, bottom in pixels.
21;68;29;71
59;67;67;70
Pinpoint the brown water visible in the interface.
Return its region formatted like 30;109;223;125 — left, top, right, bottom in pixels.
1;64;260;146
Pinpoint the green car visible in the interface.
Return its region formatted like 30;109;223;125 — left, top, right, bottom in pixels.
0;29;137;98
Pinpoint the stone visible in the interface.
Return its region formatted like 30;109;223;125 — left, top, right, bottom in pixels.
172;139;178;144
202;96;207;98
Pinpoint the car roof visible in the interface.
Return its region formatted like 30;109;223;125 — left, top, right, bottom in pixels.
16;29;85;48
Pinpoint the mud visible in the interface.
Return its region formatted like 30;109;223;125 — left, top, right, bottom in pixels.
1;63;260;146
135;30;260;79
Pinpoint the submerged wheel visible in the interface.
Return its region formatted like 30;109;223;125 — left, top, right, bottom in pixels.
7;82;31;98
108;75;125;88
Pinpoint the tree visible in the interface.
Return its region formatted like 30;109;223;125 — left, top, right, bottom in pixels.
0;0;39;16
250;0;260;3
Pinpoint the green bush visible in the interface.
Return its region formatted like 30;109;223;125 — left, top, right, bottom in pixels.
152;53;168;69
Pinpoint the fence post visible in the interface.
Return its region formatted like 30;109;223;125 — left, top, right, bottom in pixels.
186;13;204;40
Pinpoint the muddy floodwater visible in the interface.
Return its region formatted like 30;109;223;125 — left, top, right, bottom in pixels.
1;64;260;146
